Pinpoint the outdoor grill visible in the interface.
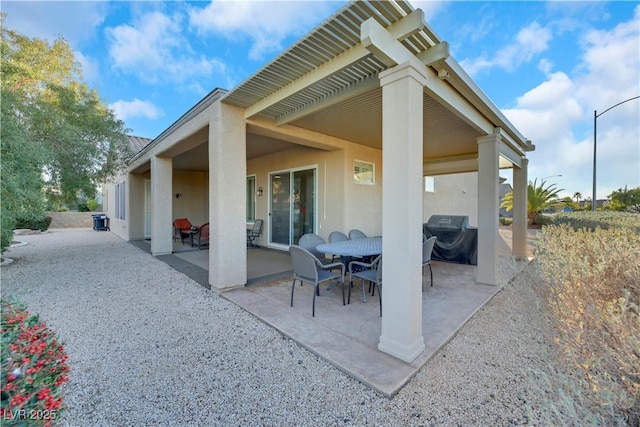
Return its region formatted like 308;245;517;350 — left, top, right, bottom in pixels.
423;215;477;265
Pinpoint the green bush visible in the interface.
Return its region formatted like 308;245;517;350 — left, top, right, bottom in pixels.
532;212;640;425
86;199;98;212
14;215;52;232
1;212;16;254
499;216;513;226
76;202;89;212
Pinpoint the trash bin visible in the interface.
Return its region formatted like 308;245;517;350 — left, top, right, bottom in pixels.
92;214;110;231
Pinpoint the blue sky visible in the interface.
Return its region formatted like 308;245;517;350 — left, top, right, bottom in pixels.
3;1;639;200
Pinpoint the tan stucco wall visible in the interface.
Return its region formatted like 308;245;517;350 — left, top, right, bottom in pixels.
343;144;383;236
128;172;147;240
173;170;208;227
247;141;383;247
104;169;207;241
423;172;479;227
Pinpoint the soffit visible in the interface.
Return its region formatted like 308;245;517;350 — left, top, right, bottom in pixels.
171;134;299;171
290;87;480;158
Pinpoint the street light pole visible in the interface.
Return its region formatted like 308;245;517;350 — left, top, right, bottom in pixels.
592;95;640;212
543;174;562;181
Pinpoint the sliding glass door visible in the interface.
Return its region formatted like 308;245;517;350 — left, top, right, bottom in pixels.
269;167;316;247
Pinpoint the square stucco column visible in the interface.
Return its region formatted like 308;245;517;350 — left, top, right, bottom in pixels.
377;60;427;363
150;155;173;256
128;173;146;240
208;103;247;290
476;133;501;285
512;157;528;260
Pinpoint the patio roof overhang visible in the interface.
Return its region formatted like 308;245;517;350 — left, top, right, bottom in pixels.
222;0;534;174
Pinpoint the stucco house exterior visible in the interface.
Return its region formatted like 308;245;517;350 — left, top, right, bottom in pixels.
103;0;533;363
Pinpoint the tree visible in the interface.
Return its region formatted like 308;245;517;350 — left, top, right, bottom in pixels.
1;16;132;251
573;192;582;202
1;89;48;251
500;178;564;224
607;186;640;212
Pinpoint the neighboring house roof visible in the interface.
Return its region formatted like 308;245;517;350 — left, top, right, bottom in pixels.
128;135;153;155
500;182;512;198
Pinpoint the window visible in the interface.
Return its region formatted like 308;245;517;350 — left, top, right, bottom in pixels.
115;181;126;220
424;176;435;193
354;160;375;185
246;175;256;222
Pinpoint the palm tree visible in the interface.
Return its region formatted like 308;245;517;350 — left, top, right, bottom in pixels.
573;192;582;202
500;178;564;224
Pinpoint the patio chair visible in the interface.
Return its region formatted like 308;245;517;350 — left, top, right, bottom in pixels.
247;219;263;248
348;255;382;316
423;235;437;287
329;231;349;243
191;223;209;250
348;229;367;240
299;233;332;264
289;245;345;317
173;218;193;244
328;231;349;262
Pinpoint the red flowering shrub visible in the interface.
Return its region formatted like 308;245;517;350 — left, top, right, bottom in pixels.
1;299;70;425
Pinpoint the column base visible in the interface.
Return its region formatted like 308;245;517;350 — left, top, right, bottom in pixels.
378;335;425;363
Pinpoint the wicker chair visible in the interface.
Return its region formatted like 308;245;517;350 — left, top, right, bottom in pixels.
173;218;193;243
191;223;210;250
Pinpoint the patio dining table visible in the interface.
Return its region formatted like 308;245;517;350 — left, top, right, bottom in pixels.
316;236;382;258
316;237;382;302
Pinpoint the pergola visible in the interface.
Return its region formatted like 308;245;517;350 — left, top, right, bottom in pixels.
134;0;533;363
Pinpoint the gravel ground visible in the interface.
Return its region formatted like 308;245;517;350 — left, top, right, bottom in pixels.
1;229;555;426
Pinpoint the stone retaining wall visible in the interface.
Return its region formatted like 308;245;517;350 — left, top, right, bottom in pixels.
47;212;98;229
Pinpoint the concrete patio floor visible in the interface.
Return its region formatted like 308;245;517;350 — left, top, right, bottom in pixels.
158;227;536;397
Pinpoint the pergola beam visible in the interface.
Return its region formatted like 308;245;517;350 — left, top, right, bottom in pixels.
245;10;429;120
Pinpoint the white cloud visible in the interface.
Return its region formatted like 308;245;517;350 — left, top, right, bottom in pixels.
462;22;552;76
74;50;100;85
109;99;163;122
574;6;640;111
2;1;108;44
188;0;340;60
106;11;228;86
503;7;640;198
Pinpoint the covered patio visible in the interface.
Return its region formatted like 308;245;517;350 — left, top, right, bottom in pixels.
120;0;534;366
154;227;536;397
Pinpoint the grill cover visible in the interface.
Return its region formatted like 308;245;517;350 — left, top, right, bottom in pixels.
423;215;477;265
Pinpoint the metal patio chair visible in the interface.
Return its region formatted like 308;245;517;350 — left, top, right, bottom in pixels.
348;254;382;316
247;219;263;247
289;245;345;317
423;235;437;287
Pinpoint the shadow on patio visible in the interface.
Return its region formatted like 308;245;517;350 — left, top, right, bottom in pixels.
162;227;535;397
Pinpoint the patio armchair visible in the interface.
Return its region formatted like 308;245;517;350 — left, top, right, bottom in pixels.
247;219;263;248
191;223;210;250
348;229;367;240
329;231;349;243
289;245;345;317
173;218;193;244
328;231;349;262
423;235;437;287
299;233;332;265
348;255;382;316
